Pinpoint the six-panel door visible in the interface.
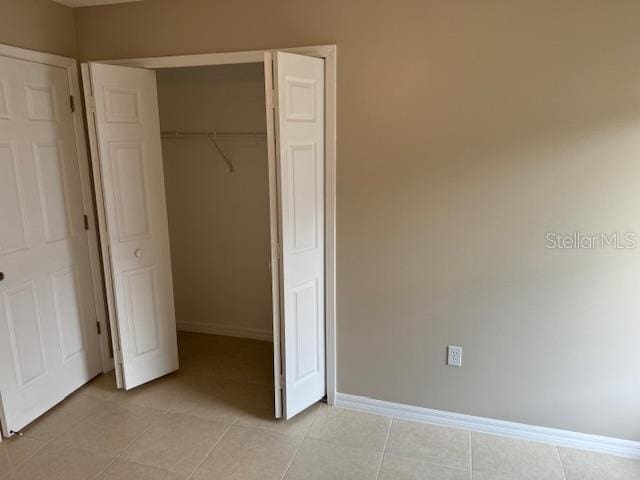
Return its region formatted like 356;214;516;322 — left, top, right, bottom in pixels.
0;55;102;436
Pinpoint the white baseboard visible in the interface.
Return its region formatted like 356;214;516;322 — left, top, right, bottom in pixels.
335;392;640;459
177;321;273;342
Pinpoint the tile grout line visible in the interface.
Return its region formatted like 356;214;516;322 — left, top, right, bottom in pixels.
8;336;275;479
374;416;393;480
279;402;324;480
89;407;172;480
365;418;473;476
469;430;473;480
5;433;49;475
1;443;15;478
185;418;238;480
556;446;569;480
13;394;123;478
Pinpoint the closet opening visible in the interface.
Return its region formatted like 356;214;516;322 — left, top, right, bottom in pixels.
158;62;277;410
82;47;335;420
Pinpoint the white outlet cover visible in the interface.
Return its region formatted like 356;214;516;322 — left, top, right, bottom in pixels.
448;345;463;367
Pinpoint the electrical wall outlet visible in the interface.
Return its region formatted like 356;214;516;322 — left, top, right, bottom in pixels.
447;345;463;367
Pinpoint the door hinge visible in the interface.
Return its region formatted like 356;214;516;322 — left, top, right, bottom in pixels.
115;349;123;365
70;95;75;113
279;373;285;386
96;321;101;335
268;89;276;110
84;214;90;231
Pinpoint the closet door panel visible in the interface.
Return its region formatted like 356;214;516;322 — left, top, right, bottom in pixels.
85;62;178;390
272;51;326;420
108;142;151;241
0;141;29;254
0;55;102;436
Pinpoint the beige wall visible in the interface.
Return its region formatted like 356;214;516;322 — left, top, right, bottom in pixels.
0;0;76;57
74;0;640;441
157;64;272;337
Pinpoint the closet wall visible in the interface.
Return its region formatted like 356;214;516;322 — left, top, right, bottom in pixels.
156;63;273;340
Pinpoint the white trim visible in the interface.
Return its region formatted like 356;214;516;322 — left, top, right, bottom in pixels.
322;46;337;407
0;43;112;375
263;52;283;418
99;45;336;70
0;44;75;69
108;51;264;69
177;321;273;343
52;0;144;7
98;45;338;407
335;392;640;460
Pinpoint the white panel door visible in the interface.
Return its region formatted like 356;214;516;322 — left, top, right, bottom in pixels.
272;52;325;419
0;55;102;436
84;63;178;390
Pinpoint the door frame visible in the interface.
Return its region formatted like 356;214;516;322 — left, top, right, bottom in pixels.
0;44;113;379
94;44;338;405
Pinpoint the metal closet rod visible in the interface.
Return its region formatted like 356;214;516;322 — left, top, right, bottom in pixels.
160;130;267;136
160;130;267;173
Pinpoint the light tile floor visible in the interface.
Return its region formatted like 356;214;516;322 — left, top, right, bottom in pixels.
1;332;638;479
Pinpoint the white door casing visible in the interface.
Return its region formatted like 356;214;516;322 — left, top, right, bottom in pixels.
0;55;102;436
76;45;336;406
272;52;326;419
264;53;284;417
84;63;178;390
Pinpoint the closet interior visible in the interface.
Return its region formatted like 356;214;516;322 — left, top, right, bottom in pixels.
156;63;274;380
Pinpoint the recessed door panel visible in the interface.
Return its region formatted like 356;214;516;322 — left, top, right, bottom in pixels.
292;279;320;382
0;141;29;255
123;267;159;357
288;143;318;253
4;282;47;388
110;142;150;241
33;141;72;243
104;86;141;124
286;77;316;121
24;84;58;122
51;267;87;362
0;78;10;118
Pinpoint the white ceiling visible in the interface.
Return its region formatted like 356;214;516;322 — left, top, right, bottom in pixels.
51;0;144;7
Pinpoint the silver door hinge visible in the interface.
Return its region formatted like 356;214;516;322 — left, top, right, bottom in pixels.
87;96;96;112
114;349;123;365
96;321;101;335
70;95;75;113
279;374;285;386
84;214;90;231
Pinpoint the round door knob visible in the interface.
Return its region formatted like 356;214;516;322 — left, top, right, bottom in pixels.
134;248;143;258
0;272;4;281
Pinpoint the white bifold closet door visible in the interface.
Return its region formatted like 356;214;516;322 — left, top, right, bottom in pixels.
268;52;326;419
0;55;102;436
83;63;178;390
81;55;324;418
